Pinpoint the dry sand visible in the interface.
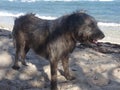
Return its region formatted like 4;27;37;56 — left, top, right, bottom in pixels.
0;23;120;90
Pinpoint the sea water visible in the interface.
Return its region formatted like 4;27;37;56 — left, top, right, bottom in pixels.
0;0;120;27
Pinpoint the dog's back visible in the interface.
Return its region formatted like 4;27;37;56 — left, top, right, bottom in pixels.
12;14;50;53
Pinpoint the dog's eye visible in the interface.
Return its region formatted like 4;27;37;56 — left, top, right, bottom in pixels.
88;22;94;27
91;22;94;26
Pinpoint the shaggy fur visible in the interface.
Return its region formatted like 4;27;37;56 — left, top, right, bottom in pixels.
12;12;105;90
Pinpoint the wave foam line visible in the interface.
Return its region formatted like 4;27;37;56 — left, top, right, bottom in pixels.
0;11;56;20
98;22;120;27
0;11;119;27
0;11;24;17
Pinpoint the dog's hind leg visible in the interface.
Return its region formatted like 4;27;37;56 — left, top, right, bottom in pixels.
50;59;58;90
12;38;29;70
20;41;30;66
12;41;22;70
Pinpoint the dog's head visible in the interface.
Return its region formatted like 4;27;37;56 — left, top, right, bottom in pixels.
67;12;105;46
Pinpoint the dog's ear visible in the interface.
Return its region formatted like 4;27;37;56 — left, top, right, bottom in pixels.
65;13;85;31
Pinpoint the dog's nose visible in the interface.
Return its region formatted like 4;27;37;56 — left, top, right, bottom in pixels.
99;30;105;39
101;33;105;39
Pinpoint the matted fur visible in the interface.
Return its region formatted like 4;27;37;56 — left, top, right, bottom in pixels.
12;12;105;90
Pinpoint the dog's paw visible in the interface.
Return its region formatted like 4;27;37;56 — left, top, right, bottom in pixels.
22;62;28;66
12;65;20;70
66;75;76;80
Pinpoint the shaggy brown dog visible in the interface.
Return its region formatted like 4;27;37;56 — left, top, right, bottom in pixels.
12;12;105;90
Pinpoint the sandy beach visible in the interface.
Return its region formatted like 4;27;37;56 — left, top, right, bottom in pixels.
98;24;120;44
0;16;120;90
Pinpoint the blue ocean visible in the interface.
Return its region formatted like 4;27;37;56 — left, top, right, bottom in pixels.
0;0;120;26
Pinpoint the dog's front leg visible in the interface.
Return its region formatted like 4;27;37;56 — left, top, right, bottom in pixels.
62;56;75;80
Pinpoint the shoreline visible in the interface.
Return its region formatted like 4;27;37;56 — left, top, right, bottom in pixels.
0;16;120;44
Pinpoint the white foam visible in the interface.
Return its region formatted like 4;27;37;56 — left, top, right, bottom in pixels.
43;0;79;2
20;0;39;3
0;11;120;27
35;14;56;20
89;0;114;1
8;0;39;2
54;0;115;1
98;0;114;1
0;11;24;17
98;22;120;27
8;0;16;2
0;11;56;20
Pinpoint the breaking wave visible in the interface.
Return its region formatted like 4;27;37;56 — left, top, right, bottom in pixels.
0;11;119;27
